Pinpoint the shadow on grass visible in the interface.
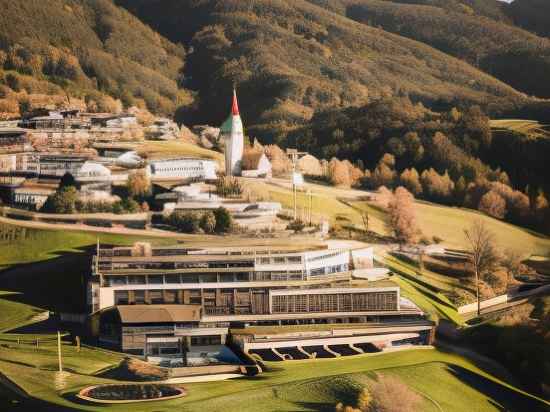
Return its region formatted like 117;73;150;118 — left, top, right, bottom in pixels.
446;364;549;412
0;245;97;314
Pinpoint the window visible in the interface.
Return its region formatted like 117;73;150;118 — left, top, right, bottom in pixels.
134;290;145;304
148;275;164;284
165;274;181;284
128;275;146;285
287;256;302;263
148;290;163;304
114;291;129;305
164;290;177;304
273;257;286;264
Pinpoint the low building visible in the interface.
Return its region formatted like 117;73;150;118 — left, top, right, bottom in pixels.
148;158;218;181
36;154;90;177
0;128;30;153
12;186;55;210
241;151;272;178
90;243;433;364
145;118;180;141
75;161;113;197
20;112;65;129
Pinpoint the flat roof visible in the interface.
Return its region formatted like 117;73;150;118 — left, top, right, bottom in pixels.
116;304;202;323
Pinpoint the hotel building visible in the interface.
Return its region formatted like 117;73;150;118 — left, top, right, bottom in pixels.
90;243;434;364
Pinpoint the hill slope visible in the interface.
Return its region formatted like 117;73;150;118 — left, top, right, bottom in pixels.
116;0;537;143
0;0;190;117
311;0;550;99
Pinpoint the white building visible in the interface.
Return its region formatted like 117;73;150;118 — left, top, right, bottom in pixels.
221;89;244;176
36;154;89;177
241;151;272;178
13;187;54;210
148;158;218;181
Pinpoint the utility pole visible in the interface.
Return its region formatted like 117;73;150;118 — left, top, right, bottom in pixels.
57;331;63;372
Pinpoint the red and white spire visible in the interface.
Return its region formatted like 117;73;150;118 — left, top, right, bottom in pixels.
231;88;240;116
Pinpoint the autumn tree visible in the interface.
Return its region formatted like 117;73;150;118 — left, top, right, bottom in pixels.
329;158;351;187
399;168;422;196
478;190;507;219
127;169;151;199
387;187;419;245
200;211;216;234
464;220;500;315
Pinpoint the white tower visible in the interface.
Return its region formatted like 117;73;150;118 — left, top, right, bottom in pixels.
221;89;244;176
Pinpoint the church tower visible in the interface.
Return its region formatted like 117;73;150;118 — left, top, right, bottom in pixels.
221;89;244;176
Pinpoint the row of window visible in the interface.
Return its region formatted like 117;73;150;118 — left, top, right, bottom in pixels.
103;270;308;287
271;292;398;314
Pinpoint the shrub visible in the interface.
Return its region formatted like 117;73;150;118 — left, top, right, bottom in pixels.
200;211;216;233
213;207;232;233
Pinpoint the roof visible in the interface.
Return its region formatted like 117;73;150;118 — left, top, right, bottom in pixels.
231;89;240;116
242;151;264;170
116;305;202;323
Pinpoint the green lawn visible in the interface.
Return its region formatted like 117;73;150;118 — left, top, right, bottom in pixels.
0;222;176;268
1;347;547;411
351;199;550;256
138;140;224;163
383;256;464;325
0;292;44;332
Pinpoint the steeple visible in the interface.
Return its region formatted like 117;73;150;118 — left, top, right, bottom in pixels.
231;88;240;116
221;88;244;176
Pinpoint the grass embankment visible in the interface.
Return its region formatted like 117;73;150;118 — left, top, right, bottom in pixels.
0;292;43;332
0;347;548;411
383;255;464;325
138;141;224;163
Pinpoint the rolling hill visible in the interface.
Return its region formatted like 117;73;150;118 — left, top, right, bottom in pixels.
0;0;190;117
311;0;550;99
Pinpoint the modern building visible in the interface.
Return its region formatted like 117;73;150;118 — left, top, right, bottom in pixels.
147;158;218;181
90;243;434;363
221;90;244;176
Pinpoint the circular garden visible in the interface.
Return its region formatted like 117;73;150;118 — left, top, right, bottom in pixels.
77;384;186;403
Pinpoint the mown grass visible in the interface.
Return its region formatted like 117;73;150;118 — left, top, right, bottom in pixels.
351;199;550;256
138;141;224;163
0;347;547;411
0;292;43;332
383;256;464;325
0;223;176;268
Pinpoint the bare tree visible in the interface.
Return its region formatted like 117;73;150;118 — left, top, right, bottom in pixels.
464;220;500;315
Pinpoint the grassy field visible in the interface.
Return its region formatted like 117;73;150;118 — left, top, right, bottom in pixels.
0;292;44;332
490;119;550;140
352;199;550;256
245;179;550;257
0;347;547;411
137;140;224;163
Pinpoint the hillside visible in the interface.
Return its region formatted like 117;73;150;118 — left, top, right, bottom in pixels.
0;0;190;118
505;0;550;38
313;0;550;99
115;0;541;143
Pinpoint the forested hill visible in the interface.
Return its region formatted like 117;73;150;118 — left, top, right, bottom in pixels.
311;0;550;99
116;0;541;142
0;0;190;116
